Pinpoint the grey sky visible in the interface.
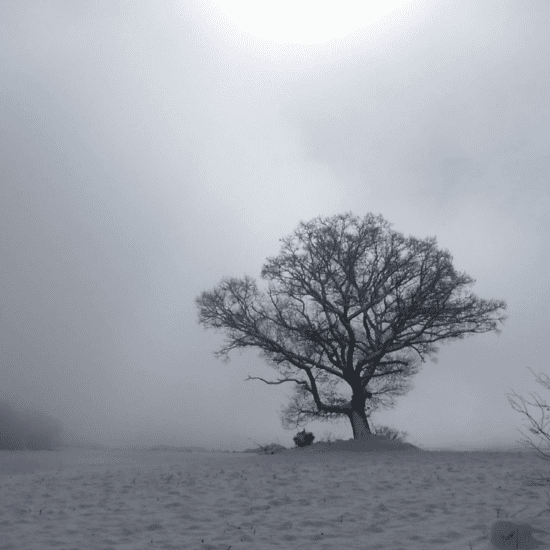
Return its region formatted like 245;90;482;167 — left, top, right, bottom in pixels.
1;0;548;452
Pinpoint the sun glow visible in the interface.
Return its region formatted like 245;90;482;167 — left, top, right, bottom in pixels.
200;0;416;47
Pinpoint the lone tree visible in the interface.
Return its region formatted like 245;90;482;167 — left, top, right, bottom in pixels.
196;212;507;441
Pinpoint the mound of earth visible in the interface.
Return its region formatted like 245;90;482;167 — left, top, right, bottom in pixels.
277;436;422;454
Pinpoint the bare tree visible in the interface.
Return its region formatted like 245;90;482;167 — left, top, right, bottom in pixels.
196;212;507;442
507;367;550;471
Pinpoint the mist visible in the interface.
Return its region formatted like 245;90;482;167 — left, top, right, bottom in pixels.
0;0;548;453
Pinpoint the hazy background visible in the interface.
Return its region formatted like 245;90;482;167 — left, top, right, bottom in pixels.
1;0;548;453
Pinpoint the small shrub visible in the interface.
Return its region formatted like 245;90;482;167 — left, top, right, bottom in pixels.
371;425;408;442
293;429;315;448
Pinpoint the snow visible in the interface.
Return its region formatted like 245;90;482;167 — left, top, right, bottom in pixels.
0;445;549;549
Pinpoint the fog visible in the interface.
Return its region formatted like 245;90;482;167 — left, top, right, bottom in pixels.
1;0;548;453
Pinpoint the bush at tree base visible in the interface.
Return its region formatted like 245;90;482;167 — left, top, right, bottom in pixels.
371;425;409;442
293;429;315;447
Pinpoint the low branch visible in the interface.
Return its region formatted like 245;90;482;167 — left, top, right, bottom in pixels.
244;375;307;386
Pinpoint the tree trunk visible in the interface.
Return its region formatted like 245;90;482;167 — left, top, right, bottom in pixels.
347;387;373;441
349;409;373;441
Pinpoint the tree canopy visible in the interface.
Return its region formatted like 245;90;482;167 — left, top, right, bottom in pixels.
196;212;507;440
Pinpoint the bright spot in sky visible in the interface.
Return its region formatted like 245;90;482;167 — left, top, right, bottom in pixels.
202;0;416;46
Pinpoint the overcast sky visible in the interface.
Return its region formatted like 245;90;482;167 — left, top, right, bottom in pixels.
1;0;548;453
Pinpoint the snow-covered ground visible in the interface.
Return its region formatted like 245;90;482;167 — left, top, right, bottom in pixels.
0;445;549;549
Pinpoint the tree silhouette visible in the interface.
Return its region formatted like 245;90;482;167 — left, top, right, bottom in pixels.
196;212;507;441
507;368;550;458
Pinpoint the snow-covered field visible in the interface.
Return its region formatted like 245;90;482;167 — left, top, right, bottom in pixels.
0;445;549;550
